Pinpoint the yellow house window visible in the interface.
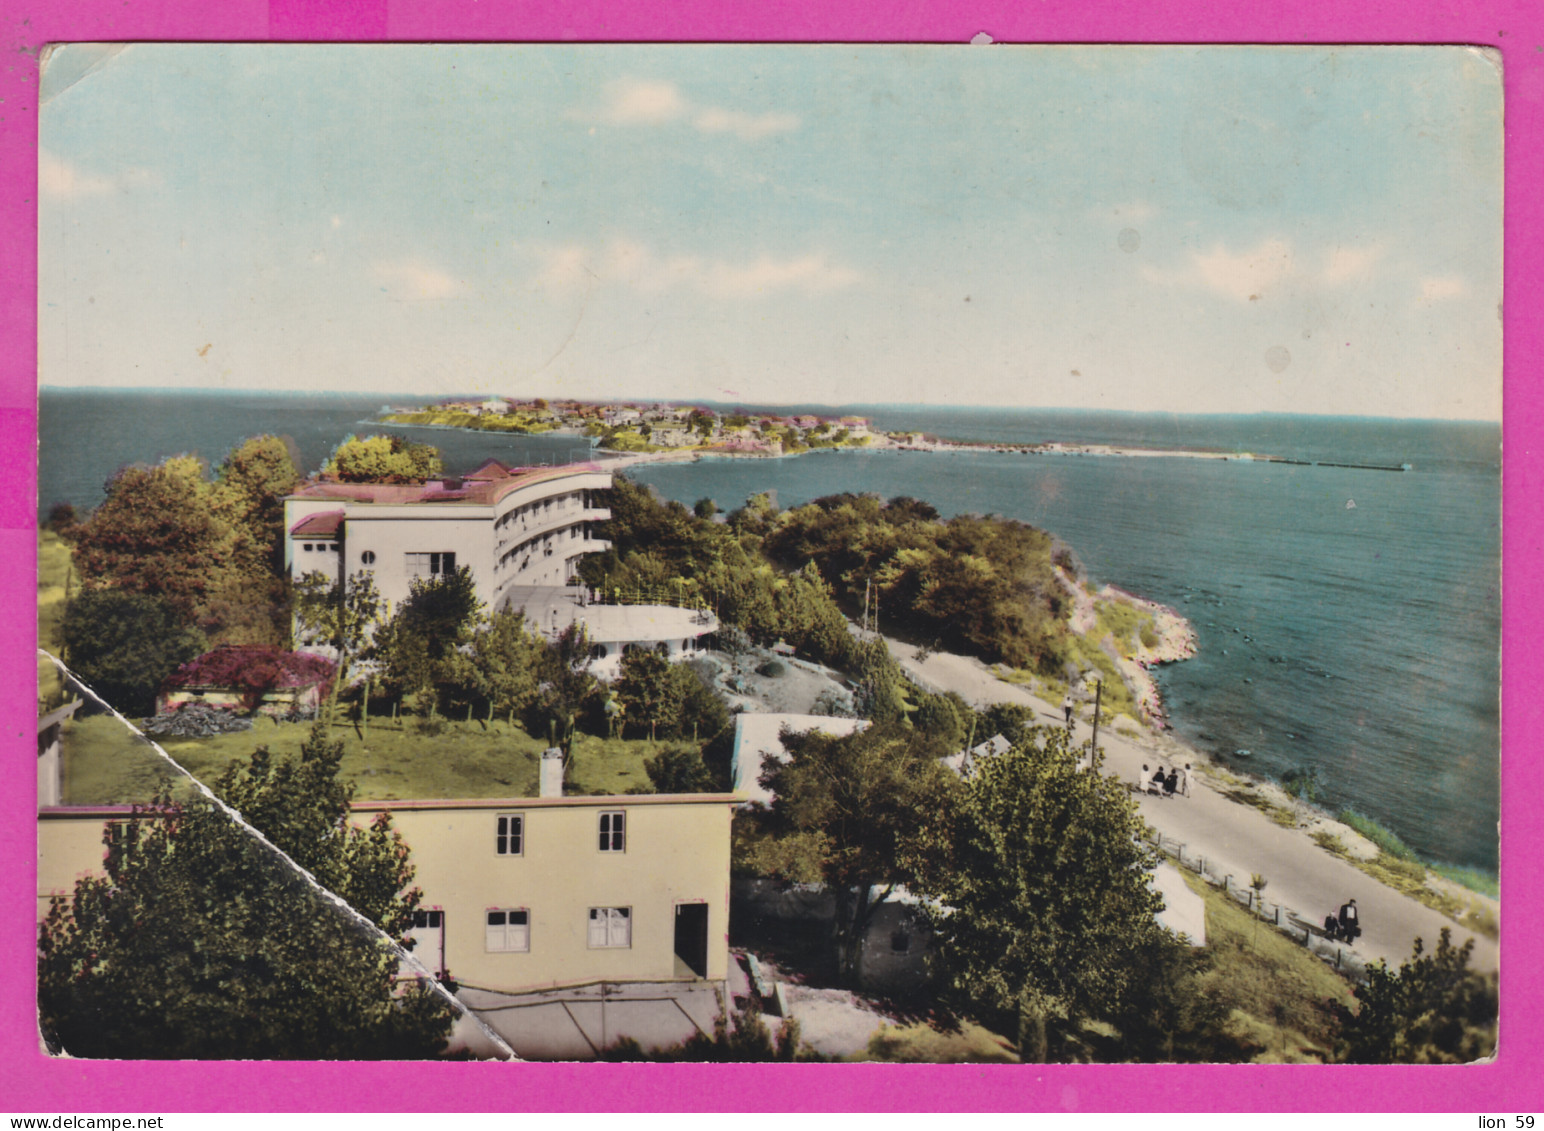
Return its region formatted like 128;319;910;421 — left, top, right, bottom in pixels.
598;811;625;852
587;907;630;948
485;909;530;952
496;814;523;856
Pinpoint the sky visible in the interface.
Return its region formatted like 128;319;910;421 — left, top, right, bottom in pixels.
38;44;1503;419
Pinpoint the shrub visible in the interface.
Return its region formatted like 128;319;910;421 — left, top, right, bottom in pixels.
1430;864;1499;899
756;660;787;678
1281;767;1320;802
1337;810;1418;862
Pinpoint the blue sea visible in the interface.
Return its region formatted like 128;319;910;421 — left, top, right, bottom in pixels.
38;390;1502;872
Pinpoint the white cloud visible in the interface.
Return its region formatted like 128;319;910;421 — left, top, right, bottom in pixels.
1321;244;1383;285
373;259;463;300
1418;275;1467;303
693;107;800;140
1144;238;1400;301
40;152;158;199
598;79;687;125
533;240;858;298
1142;238;1294;302
1192;239;1294;301
585;78;798;139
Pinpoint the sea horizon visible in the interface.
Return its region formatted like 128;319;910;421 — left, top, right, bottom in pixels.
35;384;1504;426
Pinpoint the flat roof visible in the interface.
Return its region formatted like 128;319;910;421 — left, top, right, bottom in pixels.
39;793;741;821
288;461;608;509
502;586;716;641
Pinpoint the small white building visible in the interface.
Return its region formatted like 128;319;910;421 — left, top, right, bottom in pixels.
500;586;718;679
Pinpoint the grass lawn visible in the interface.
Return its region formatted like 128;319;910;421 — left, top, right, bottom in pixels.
854;1019;1019;1064
61;711;675;805
38;530;75;713
1180;868;1356;1063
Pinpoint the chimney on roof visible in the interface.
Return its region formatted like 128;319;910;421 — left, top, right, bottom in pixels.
539;747;565;798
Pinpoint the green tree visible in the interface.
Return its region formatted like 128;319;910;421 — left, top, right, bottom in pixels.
912;689;968;747
213;435;301;578
911;730;1167;1061
376;566;482;715
634;744;717;794
614;648;687;741
747;723;955;986
466;607;546;722
1331;928;1497;1063
677;661;731;746
60;589;206;715
525;623;599;753
293;570;385;709
37;726;456;1058
71;456;232;621
44;501;78;538
213;435;305;638
323;434;444;484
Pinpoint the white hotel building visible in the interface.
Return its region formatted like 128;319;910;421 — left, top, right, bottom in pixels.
283;459;716;673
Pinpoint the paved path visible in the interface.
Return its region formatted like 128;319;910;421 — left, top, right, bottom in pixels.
889;640;1498;973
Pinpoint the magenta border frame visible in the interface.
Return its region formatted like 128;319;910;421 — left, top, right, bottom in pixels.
3;0;1535;1113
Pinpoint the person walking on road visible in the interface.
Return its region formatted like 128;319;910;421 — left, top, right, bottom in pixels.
1062;694;1074;728
1337;898;1360;942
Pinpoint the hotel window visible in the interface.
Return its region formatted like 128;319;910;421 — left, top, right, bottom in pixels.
485;909;530;952
361;550;376;565
587;906;630;949
496;813;523;856
302;543;314;552
598;810;625;852
411;909;443;930
405;551;457;578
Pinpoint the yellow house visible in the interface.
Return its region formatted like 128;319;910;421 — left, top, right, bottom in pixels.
38;790;737;998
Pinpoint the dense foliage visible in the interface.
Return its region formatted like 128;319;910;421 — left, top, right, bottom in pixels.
293;569;386;704
59;589;207;715
738;722;957;985
373;566;483;713
909;730;1172;1060
580;477;1074;675
634;744;718;794
323;433;444;484
71;456;234;623
67;438;303;654
613;646;731;743
602;1002;821;1061
760;493;1069;670
1331;928;1497;1063
37;726;456;1058
578;478;857;671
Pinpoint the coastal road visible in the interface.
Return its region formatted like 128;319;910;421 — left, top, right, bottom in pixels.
889;640;1499;974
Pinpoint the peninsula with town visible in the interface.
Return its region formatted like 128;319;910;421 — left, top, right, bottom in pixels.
379;396;1416;473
